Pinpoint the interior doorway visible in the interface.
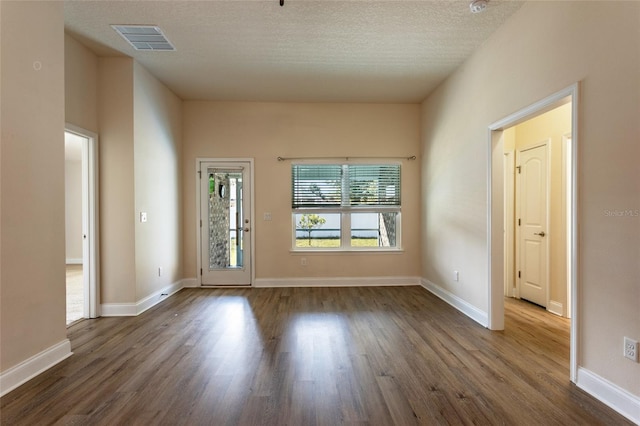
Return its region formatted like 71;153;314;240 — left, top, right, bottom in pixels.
65;131;85;323
64;125;100;322
488;84;578;382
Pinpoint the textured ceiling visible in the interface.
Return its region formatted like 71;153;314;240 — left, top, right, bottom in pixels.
64;1;523;103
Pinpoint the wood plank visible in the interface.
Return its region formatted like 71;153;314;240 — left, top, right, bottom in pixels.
0;287;633;425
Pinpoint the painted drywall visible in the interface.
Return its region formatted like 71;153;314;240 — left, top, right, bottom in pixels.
64;34;98;133
183;102;421;281
73;51;183;305
64;32;98;264
133;62;183;300
0;1;68;371
97;57;136;304
65;153;83;262
513;103;571;314
421;1;639;396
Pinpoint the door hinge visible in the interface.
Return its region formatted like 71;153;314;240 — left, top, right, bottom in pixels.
518;218;521;226
200;219;202;228
516;165;521;174
198;170;202;178
200;268;203;276
518;271;521;278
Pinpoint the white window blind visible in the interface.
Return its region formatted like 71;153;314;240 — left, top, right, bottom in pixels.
292;164;401;209
348;164;401;206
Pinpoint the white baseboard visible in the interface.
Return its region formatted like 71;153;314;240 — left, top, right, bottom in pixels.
548;300;564;317
577;367;640;424
420;278;488;327
0;339;72;397
254;276;420;288
65;258;82;265
100;302;137;317
182;277;199;288
101;279;185;317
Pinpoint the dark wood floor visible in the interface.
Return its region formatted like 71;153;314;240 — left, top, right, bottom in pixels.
1;287;631;425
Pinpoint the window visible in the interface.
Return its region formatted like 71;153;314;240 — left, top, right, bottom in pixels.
292;163;401;250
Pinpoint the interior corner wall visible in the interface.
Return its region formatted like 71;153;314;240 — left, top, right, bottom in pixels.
0;0;68;371
98;57;136;304
182;102;421;282
133;62;183;301
420;1;639;397
64;34;98;133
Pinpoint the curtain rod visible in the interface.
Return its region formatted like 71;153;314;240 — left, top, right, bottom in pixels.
277;155;416;162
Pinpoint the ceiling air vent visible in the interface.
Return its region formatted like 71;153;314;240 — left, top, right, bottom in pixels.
111;25;175;51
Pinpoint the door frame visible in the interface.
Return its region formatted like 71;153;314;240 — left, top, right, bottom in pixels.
487;83;579;382
65;123;100;318
514;140;550;307
195;158;255;286
562;133;573;319
503;150;515;297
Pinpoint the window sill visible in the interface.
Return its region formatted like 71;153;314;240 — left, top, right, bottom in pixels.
290;248;404;255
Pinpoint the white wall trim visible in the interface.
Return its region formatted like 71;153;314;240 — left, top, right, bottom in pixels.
182;277;199;288
576;367;640;424
101;279;185;317
420;278;488;327
547;300;563;317
0;339;72;397
254;276;420;288
65;258;83;265
135;280;184;315
100;302;137;317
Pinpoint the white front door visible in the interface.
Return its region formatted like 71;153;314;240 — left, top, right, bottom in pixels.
200;161;252;286
516;143;548;307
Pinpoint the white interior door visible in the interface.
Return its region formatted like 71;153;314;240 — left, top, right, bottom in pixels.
516;143;548;307
200;161;252;286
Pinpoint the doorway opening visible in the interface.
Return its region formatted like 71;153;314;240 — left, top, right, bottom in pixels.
488;84;578;382
64;125;100;323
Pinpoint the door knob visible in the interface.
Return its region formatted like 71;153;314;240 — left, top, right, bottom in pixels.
534;231;546;237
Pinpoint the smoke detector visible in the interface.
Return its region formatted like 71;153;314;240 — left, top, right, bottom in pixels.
111;25;175;51
470;0;488;13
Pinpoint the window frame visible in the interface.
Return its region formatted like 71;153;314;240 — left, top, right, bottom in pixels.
291;161;403;252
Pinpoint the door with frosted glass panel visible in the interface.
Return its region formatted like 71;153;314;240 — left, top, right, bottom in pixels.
200;161;251;285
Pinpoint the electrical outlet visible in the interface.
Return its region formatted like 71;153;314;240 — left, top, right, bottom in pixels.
624;337;638;362
454;270;459;282
300;257;307;266
263;212;272;221
158;267;163;277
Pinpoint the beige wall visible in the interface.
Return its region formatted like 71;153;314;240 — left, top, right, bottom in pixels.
0;1;67;370
183;102;421;281
98;57;136;304
65;34;98;133
133;62;183;299
512;103;571;313
421;1;639;395
64;33;98;264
